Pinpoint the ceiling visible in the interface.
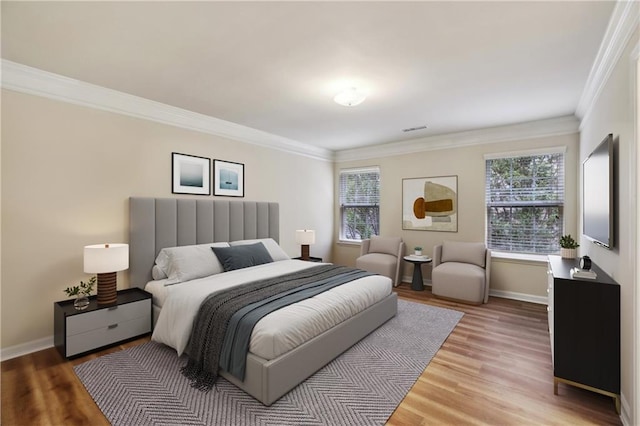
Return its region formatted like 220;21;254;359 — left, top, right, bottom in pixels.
1;1;615;152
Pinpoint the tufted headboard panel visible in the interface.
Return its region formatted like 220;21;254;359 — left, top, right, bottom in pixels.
129;197;279;288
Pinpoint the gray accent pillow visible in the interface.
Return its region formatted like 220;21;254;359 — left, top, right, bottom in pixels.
212;242;274;272
229;238;290;261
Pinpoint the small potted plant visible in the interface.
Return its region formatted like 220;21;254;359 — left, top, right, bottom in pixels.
414;246;423;256
559;235;579;259
64;276;96;310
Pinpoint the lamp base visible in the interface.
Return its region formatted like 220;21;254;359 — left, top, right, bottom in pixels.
300;245;310;261
97;272;118;305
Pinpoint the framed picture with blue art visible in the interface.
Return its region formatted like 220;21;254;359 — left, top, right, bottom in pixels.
214;159;244;197
171;152;211;195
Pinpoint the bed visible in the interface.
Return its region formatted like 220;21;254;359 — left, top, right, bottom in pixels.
129;197;398;405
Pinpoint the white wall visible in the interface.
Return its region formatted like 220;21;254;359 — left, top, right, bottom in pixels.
578;26;638;425
0;89;334;350
332;132;579;301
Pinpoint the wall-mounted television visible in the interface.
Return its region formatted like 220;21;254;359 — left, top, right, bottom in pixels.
582;133;614;249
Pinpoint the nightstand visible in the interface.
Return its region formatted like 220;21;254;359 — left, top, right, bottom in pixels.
293;256;323;262
54;287;152;358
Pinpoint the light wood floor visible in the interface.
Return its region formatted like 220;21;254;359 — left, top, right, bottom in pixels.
2;284;621;425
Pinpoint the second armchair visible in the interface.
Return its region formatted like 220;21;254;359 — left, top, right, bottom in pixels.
356;236;405;286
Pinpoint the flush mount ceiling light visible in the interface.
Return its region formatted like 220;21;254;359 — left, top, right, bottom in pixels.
333;87;366;107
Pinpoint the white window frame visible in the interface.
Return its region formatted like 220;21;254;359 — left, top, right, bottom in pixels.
484;147;566;255
339;167;380;242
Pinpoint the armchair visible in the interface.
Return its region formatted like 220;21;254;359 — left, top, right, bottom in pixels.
432;241;491;304
356;236;405;286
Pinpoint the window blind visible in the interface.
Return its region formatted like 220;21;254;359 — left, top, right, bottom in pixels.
339;167;380;241
485;153;564;254
339;167;380;206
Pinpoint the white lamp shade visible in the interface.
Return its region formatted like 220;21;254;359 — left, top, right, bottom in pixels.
84;243;129;273
295;230;316;245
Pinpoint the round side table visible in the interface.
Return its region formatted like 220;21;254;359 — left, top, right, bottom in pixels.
403;255;433;291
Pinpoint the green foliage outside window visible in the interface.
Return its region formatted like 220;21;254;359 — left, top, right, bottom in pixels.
340;168;380;241
486;153;564;254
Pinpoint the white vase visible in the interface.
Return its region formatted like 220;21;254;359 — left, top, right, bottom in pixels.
414;250;422;256
560;248;576;259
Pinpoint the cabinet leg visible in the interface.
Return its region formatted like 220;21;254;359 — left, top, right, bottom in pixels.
614;395;621;415
553;377;558;395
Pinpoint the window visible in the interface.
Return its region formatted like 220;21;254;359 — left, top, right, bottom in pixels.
485;150;565;254
339;167;380;241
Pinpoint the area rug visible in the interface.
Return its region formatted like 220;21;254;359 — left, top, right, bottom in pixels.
75;299;463;426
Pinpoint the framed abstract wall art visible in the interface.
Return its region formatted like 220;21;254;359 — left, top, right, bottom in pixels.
402;175;458;232
171;152;211;195
214;159;245;197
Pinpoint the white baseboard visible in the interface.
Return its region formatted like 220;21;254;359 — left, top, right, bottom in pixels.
400;275;548;305
620;392;631;425
1;336;53;362
488;289;548;305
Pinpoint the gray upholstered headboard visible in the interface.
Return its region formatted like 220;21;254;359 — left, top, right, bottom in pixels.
129;197;279;288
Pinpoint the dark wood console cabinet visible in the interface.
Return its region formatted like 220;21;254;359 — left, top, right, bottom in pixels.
547;255;620;413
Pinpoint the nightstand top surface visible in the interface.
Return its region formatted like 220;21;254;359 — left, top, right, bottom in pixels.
55;287;151;316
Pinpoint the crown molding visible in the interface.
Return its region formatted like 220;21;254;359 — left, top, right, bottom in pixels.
1;60;333;162
576;0;639;124
0;59;583;164
334;115;579;163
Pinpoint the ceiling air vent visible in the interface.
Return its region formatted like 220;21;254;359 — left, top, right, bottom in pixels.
402;125;427;133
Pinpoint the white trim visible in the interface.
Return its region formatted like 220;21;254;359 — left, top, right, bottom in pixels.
335;115;579;163
399;277;547;305
483;146;567;160
490;251;549;265
632;40;640;426
338;166;380;175
488;289;548;305
1;336;53;362
621;392;631;426
577;0;640;126
0;59;582;164
0;60;333;162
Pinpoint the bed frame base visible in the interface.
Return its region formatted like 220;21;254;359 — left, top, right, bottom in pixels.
220;292;398;406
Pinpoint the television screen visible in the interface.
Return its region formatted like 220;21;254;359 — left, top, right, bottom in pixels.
582;134;613;249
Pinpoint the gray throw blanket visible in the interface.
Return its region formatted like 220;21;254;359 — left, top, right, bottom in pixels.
182;264;374;391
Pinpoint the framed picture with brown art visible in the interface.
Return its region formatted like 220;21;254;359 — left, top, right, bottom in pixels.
402;175;458;232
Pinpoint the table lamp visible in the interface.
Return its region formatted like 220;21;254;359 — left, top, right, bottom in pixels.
84;243;129;305
295;230;316;261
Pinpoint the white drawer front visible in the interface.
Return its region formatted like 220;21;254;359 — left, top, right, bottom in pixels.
66;316;151;357
67;299;150;336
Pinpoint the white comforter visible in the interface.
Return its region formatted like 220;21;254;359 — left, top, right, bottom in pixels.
149;260;392;360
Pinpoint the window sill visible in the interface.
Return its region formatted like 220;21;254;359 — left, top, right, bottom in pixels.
337;239;362;246
491;251;549;265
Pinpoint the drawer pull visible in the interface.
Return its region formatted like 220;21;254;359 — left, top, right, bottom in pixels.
108;324;119;329
547;306;551;312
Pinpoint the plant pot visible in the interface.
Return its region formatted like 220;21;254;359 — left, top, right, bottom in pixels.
560;248;577;259
74;295;90;310
414;250;422;256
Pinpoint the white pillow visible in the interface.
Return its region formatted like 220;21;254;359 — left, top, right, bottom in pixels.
154;242;230;285
229;238;290;261
151;265;167;280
